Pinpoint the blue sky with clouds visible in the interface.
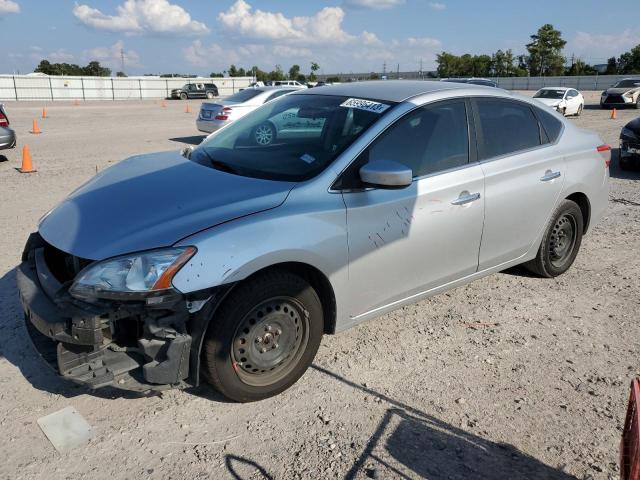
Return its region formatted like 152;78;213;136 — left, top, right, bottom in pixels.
1;0;639;76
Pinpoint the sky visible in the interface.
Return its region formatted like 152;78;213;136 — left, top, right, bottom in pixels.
1;0;639;76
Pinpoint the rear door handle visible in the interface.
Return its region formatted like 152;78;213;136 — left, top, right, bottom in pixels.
451;192;481;206
540;170;561;182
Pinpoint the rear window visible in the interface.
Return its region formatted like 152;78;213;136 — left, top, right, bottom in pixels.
535;107;563;143
224;89;263;102
475;99;541;159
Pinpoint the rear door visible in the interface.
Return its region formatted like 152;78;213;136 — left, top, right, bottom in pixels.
473;98;565;270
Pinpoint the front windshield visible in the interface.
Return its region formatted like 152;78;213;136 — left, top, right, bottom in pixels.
534;89;565;99
614;80;640;88
191;94;395;181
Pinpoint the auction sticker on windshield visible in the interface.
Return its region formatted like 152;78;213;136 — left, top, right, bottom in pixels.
340;98;390;114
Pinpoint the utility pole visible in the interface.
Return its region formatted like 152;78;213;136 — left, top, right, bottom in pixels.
120;48;125;75
397;63;400;79
382;61;387;77
419;58;423;80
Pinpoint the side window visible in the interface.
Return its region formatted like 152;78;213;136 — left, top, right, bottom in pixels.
535;107;563;144
475;99;541;159
368;100;469;177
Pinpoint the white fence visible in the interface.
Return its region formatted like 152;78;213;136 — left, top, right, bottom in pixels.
0;75;254;101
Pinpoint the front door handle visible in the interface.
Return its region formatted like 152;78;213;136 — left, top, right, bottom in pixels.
451;191;481;206
540;170;561;182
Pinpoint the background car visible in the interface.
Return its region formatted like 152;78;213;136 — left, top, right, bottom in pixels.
0;104;16;152
197;86;303;134
441;78;498;88
620;117;640;169
171;82;219;100
533;87;584;116
600;78;640;109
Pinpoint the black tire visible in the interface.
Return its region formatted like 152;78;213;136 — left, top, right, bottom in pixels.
252;121;277;146
635;97;640;110
202;271;323;402
524;199;583;278
206;91;215;99
576;104;583;116
620;156;632;170
180;92;188;100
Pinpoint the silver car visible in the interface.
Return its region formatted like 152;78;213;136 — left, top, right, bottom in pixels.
197;86;303;134
18;81;610;402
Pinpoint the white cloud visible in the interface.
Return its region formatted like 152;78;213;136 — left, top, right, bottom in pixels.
73;0;209;36
406;37;441;48
218;0;354;45
49;49;75;62
85;41;141;69
428;2;446;11
568;30;640;61
344;0;404;9
361;30;383;46
0;0;20;14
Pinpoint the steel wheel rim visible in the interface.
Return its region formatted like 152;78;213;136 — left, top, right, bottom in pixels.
254;125;273;145
549;213;577;268
231;296;309;387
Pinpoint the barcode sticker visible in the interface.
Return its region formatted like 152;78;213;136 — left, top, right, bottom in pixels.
340;98;390;114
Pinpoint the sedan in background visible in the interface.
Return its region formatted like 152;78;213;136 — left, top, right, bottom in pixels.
533;87;584;116
600;78;640;109
0;104;16;152
197;86;303;134
620;117;640;169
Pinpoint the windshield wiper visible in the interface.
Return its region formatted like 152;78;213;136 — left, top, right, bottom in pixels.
197;148;240;175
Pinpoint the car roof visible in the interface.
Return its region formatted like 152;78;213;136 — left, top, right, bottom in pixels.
538;87;570;91
294;80;472;102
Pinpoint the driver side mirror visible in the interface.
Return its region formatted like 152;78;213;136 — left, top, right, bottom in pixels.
359;160;412;189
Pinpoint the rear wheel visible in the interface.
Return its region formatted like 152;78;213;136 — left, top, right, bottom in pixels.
524;199;583;278
635;97;640;109
202;271;323;402
206;91;215;99
576;104;583;116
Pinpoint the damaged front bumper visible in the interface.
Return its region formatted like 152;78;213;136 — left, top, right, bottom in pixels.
17;234;220;393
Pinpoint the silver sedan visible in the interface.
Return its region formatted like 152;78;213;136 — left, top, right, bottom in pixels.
19;81;609;402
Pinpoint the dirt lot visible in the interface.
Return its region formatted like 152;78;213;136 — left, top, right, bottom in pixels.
0;92;639;480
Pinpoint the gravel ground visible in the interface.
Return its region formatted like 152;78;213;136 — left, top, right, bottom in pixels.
0;93;639;480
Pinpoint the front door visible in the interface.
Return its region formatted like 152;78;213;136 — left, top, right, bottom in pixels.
340;100;485;318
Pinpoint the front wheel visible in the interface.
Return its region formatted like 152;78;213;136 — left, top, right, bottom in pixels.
252;122;276;146
576;104;583;116
635;97;640;110
180;92;188;100
202;271;324;402
524;199;583;278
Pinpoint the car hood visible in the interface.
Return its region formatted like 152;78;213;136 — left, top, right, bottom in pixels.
605;87;639;95
38;151;295;260
535;98;563;107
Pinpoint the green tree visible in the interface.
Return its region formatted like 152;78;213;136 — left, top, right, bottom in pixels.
309;62;320;82
116;71;127;77
268;65;285;81
605;57;618;74
288;64;301;80
227;64;239;77
618;45;640;74
83;61;111;76
526;24;567;76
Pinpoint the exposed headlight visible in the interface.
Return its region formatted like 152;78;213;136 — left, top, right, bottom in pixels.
69;247;196;301
601;91;607;97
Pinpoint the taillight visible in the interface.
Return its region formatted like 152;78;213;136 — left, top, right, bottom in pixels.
0;112;9;128
215;107;232;121
597;144;611;168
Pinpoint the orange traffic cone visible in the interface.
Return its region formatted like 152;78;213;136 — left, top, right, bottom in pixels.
611;108;617;120
18;145;37;173
42;107;48;119
184;104;192;113
161;100;167;108
74;99;80;106
30;119;41;134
